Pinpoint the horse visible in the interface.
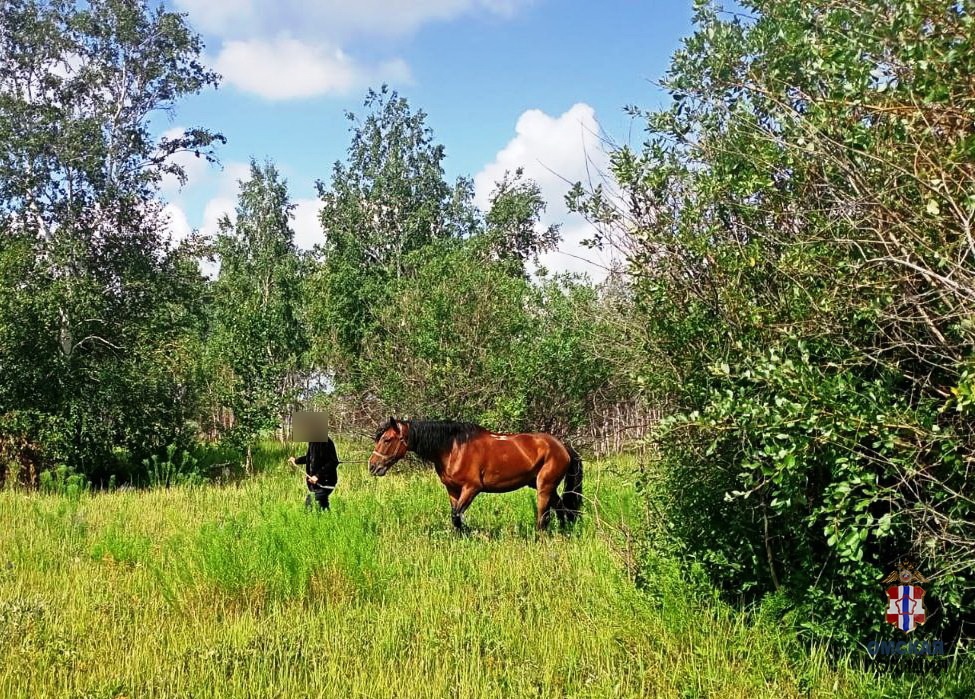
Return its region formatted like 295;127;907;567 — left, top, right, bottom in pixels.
369;418;583;532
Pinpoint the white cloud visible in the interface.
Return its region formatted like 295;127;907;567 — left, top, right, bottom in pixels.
192;163;250;279
192;161;253;241
197;167;323;251
175;0;530;41
162;202;221;278
293;198;324;251
200;196;236;240
474;103;604;210
175;0;529;100
292;0;523;38
162;202;192;243
159;126;212;196
213;37;411;101
474;103;618;281
173;0;256;38
160;160;246;244
215;162;254;191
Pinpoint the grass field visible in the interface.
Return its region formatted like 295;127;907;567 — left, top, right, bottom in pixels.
0;438;961;698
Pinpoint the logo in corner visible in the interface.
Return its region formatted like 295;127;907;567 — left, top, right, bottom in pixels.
882;559;929;634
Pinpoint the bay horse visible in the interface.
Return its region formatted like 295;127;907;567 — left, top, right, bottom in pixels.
369;418;583;531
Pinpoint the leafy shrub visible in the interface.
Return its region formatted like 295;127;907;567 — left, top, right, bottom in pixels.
648;340;974;646
575;0;975;649
355;240;623;435
0;410;72;486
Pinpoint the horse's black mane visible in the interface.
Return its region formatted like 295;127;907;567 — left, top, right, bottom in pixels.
375;418;486;462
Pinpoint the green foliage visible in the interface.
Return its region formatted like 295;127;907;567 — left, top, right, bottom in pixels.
206;161;308;453
311;86;478;370
142;443;203;489
305;88;629;436
481;167;560;274
573;0;975;648
354;239;616;433
651;341;975;644
0;0;221;481
38;465;89;498
0;410;72;485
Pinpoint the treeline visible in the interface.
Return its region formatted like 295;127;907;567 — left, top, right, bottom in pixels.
305;89;632;439
0;2;634;485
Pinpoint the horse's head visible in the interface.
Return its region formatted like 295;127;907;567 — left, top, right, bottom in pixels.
370;417;409;476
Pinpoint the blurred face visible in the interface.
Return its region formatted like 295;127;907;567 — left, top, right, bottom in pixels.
369;422;408;476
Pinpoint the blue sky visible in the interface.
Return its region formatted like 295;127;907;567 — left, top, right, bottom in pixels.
159;0;696;278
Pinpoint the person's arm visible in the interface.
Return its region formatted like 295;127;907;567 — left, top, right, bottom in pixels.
324;439;339;466
294;451;309;465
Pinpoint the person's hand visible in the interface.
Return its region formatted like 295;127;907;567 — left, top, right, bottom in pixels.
288;456;296;466
307;475;319;484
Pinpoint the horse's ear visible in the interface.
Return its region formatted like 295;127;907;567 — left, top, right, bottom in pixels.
389;417;400;434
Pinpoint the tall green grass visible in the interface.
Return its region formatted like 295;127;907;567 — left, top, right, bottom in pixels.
0;438;965;697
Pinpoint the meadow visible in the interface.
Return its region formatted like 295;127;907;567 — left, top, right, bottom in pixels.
0;438;958;698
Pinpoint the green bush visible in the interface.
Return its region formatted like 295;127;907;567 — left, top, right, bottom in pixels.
143;443;204;489
648;340;974;646
354;241;620;434
0;411;73;486
573;0;975;649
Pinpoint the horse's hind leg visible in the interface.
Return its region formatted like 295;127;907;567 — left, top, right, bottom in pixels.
452;486;479;532
536;485;558;531
551;493;566;527
536;458;568;531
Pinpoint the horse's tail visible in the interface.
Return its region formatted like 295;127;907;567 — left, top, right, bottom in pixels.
560;446;583;524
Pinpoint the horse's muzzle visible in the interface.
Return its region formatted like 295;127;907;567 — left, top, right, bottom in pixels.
369;461;391;477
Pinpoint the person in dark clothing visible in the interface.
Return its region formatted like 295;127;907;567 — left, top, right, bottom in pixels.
289;439;339;510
